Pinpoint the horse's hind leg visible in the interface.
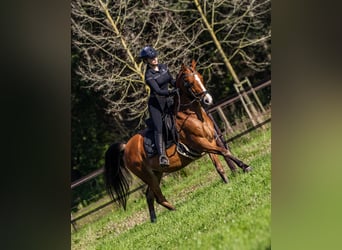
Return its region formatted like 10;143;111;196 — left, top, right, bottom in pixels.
145;171;175;222
146;187;157;223
151;171;176;211
130;166;175;221
208;153;229;183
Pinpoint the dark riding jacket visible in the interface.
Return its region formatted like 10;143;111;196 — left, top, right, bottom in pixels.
145;64;176;111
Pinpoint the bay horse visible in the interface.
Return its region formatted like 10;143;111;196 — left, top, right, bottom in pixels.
104;60;252;222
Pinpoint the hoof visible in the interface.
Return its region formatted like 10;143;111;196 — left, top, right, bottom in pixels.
160;201;176;211
244;166;253;173
151;218;157;223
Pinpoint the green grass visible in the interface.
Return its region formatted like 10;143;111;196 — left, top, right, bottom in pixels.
72;125;271;250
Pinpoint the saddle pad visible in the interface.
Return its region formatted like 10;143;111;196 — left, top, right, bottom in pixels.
142;129;156;157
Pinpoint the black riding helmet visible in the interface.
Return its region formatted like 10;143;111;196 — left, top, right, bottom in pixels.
139;46;158;60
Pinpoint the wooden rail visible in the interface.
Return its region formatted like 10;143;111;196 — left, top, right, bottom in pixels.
71;167;104;189
207;80;271;113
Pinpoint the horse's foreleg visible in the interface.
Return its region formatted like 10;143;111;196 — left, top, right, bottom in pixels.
224;156;239;173
194;138;252;172
219;140;252;172
214;137;238;173
222;152;253;172
208;153;229;183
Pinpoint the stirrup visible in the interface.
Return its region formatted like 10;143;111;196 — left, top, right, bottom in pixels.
159;155;169;167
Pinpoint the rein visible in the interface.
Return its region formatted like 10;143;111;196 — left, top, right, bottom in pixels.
180;97;198;107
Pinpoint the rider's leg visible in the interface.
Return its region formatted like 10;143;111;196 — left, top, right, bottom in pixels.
149;104;169;167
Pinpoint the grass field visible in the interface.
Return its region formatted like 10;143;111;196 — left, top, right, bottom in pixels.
72;125;271;250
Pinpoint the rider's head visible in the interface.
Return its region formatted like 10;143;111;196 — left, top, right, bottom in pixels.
139;46;158;65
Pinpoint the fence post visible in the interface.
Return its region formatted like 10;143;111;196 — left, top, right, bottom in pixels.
244;77;266;113
71;213;77;231
234;79;265;126
233;83;257;126
216;106;234;134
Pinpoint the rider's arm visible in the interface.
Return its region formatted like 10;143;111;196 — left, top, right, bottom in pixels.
146;77;170;96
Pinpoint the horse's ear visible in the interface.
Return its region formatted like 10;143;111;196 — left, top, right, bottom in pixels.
191;59;196;69
181;63;187;71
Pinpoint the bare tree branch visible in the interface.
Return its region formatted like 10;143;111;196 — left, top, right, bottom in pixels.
72;0;271;128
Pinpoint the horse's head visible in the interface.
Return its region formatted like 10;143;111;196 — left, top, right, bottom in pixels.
176;60;213;106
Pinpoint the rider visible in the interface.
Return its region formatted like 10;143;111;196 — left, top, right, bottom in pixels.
139;46;178;167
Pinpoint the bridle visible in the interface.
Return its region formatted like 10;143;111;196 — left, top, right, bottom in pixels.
174;66;211;138
180;68;209;106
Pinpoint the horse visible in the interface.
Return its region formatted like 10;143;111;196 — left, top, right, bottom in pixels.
104;60;252;223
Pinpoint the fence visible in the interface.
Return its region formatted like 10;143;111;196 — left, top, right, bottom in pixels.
207;79;271;136
71;79;271;231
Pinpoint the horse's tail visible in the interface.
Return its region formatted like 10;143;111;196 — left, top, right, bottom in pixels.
104;142;131;210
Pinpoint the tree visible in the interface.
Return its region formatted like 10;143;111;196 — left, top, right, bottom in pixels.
190;0;271;124
71;0;200;129
188;0;271;90
72;0;271;125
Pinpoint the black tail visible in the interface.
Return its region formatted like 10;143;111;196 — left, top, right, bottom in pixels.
104;143;131;210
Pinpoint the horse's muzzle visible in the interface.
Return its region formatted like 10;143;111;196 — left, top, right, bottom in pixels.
202;93;213;105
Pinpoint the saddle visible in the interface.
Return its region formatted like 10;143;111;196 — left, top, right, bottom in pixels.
141;115;205;159
141;115;177;158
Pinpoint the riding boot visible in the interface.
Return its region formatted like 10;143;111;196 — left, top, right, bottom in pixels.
154;132;169;167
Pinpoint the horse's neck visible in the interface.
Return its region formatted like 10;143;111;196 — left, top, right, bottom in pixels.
176;101;216;150
178;101;206;122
